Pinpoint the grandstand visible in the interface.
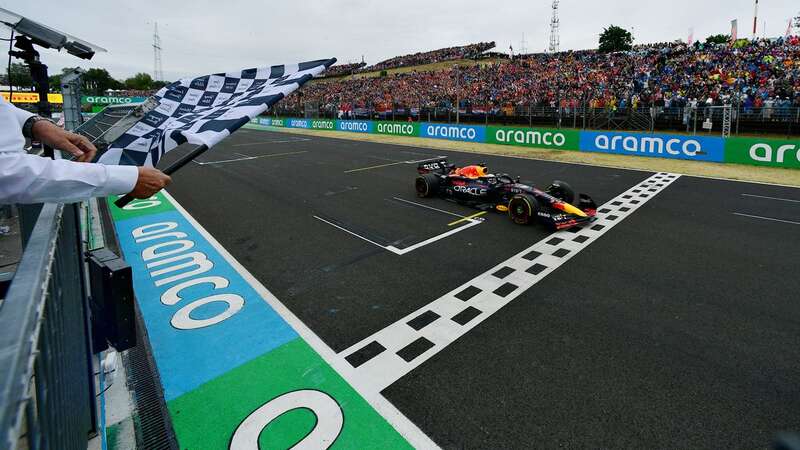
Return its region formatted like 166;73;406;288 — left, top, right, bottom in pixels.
319;61;367;78
292;37;800;112
362;41;496;72
92;37;800;135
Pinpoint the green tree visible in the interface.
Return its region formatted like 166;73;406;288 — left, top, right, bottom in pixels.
6;62;33;89
82;68;123;95
598;25;634;53
151;80;170;90
124;72;155;90
705;34;731;45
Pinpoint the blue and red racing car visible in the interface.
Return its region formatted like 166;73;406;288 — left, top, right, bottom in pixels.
414;157;598;230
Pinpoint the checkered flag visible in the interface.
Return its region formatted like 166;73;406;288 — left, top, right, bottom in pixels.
98;58;336;166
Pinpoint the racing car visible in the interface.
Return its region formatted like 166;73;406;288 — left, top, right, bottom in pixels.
414;157;598;230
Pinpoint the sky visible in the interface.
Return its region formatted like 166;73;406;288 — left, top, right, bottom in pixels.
2;0;798;82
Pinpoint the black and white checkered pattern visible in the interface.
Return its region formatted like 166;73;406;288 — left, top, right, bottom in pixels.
98;58;336;167
339;173;682;393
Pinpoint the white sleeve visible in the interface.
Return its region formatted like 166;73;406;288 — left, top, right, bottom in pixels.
0;152;139;204
11;103;34;128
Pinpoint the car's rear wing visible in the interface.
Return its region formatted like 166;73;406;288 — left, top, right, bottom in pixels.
416;157;453;175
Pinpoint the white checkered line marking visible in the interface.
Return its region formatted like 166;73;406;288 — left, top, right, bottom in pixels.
337;172;682;393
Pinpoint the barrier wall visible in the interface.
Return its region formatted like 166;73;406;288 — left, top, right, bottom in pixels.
487;125;579;150
724;137;800;169
579;131;725;162
247;117;800;170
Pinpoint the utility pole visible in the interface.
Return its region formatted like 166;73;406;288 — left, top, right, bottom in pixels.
153;22;164;81
454;64;460;124
752;0;759;39
549;0;560;53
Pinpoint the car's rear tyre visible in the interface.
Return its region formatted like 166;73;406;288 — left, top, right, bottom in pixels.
508;194;539;225
415;173;439;198
546;180;576;204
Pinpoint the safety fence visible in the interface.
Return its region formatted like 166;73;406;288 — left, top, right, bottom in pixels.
249;117;800;170
0;203;97;450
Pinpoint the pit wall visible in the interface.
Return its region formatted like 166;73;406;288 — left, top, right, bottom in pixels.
249;117;800;170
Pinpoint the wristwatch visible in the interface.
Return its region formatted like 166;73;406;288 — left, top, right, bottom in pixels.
22;115;54;139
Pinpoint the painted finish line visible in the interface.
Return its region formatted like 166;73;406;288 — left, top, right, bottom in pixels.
109;192;436;449
339;172;682;393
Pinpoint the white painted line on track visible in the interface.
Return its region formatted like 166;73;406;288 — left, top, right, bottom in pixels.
344;157;447;174
338;172;682;394
195;151;307;165
391;197;467;219
732;212;800;225
313;214;483;256
386;220;483;255
161;192;439;449
741;193;800;204
232;138;311;146
313;216;393;250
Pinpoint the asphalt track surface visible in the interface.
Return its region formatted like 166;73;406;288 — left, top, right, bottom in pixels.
160;129;800;449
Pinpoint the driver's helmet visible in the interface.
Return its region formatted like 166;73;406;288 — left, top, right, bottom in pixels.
455;164;488;178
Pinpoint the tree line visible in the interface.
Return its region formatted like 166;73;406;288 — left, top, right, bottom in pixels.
1;63;169;95
598;26;737;53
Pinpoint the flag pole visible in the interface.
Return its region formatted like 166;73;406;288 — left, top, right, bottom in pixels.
113;143;210;208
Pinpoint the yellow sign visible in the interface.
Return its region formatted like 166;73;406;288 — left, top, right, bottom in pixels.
0;92;64;104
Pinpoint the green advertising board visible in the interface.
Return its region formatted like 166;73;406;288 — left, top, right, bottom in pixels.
81;95;146;105
374;121;420;137
487;125;580;150
724;137;800;169
310;119;336;130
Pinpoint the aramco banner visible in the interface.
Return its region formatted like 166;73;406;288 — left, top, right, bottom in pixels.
246;116;799;170
81;95;147;105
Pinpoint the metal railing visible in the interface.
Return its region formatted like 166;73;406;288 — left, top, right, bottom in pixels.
0;202;96;450
276;103;800;137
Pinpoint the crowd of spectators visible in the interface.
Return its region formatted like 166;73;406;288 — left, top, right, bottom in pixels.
103;89;155;97
320;62;367;78
363;41;496;72
289;37;800;117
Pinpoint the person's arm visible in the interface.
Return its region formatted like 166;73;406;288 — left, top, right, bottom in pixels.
11;102;34;128
0;152;172;204
27;116;97;162
0;151;139;204
0;110;172;203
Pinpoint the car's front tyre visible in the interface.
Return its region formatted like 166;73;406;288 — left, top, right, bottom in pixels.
546;180;576;204
508;194;539;225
